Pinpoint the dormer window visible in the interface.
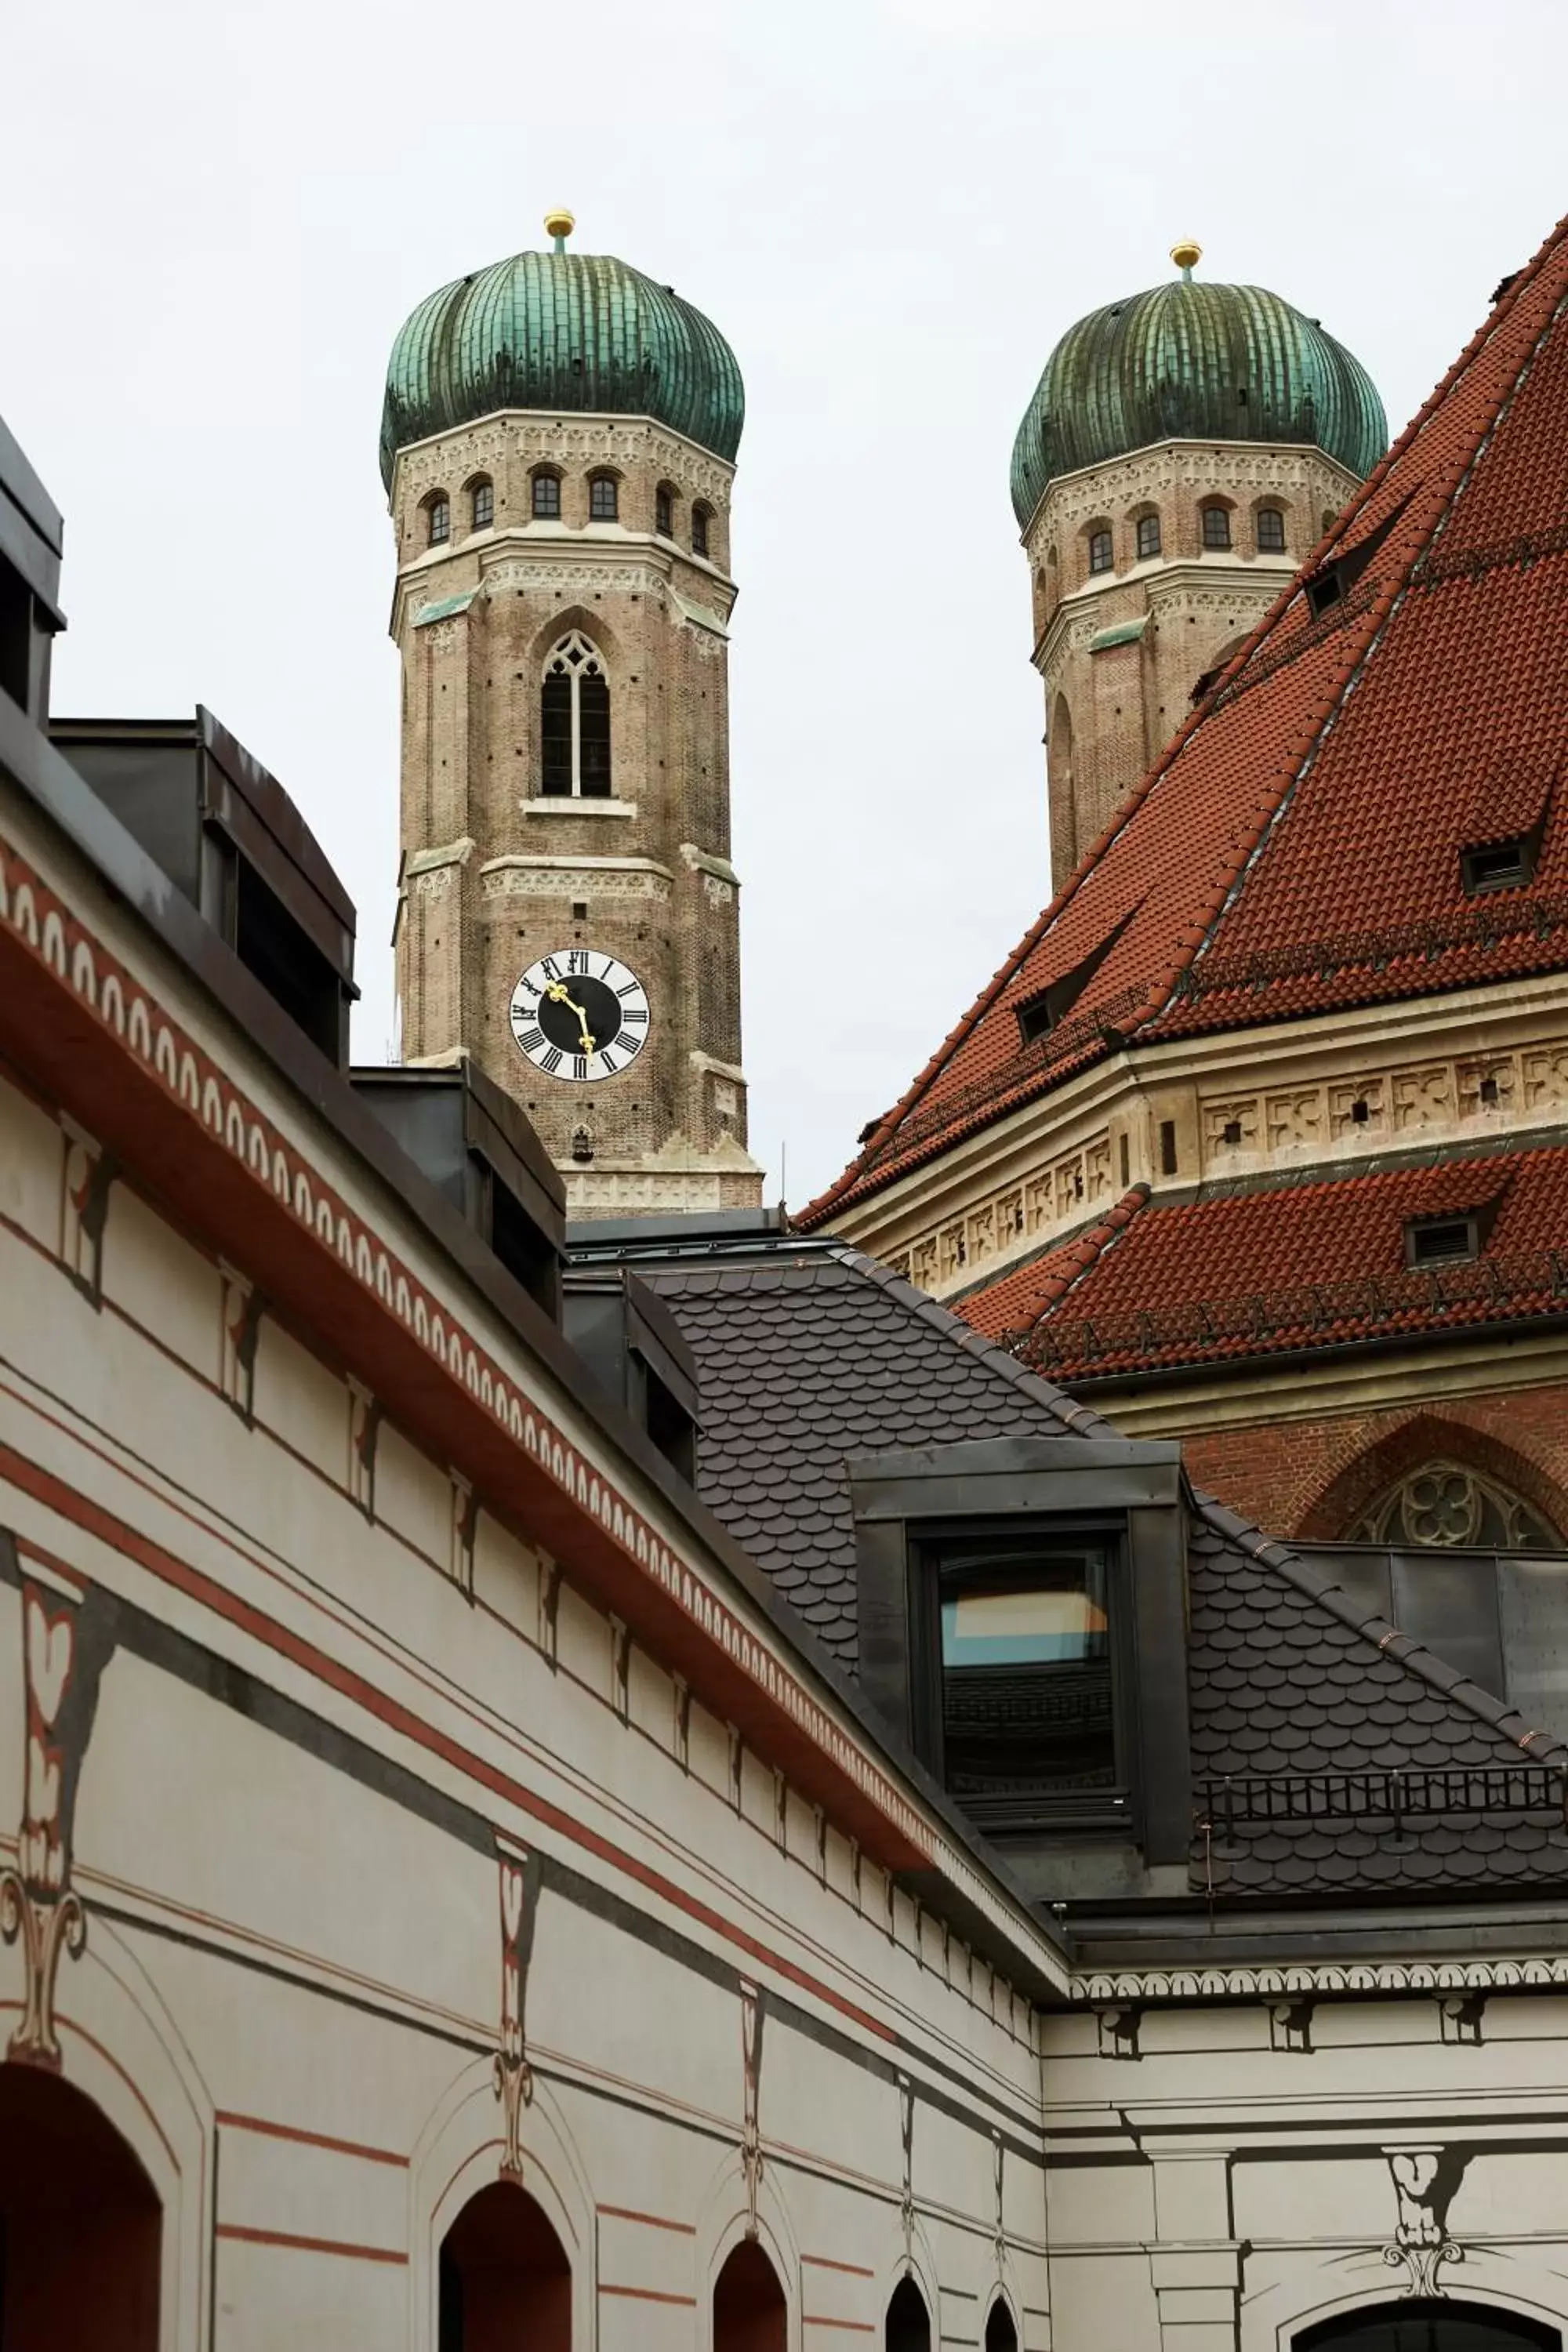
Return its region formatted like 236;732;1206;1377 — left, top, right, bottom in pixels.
426;495;450;547
691;503;711;559
1200;503;1232;551
589;473;619;522
532;470;561;520
470;477;494;531
1015;909;1137;1047
1462;836;1535;893
1135;513;1161;561
1087;528;1114;575
655;483;674;537
1256;506;1286;553
1406;1214;1480;1269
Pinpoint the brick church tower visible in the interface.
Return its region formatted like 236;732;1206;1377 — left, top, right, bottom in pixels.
381;211;764;1218
1013;243;1386;890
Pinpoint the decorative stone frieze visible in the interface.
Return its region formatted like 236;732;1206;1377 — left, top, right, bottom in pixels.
891;1128;1114;1298
1202;1037;1563;1178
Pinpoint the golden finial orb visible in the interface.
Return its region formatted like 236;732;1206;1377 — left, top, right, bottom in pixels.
544;208;575;248
1171;238;1203;275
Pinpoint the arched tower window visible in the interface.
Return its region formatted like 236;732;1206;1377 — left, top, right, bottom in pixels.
426;493;450;547
985;2301;1018;2352
541;630;612;799
1200;502;1232;550
588;471;619;521
655;482;676;537
1087;525;1113;575
470;477;494;531
691;502;712;558
532;468;561;520
1135;511;1162;560
1256;504;1286;552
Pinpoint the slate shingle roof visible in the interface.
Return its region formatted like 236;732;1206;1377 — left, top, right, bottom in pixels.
637;1247;1102;1663
957;1143;1568;1377
613;1238;1568;1901
799;205;1568;1231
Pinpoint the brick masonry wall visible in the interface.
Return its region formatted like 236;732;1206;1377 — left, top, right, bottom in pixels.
1025;443;1359;889
388;412;760;1207
1180;1379;1568;1544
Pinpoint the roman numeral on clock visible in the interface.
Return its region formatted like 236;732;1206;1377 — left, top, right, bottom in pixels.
572;1056;589;1080
540;1047;562;1074
517;1026;545;1052
621;1005;648;1024
567;949;588;974
599;1045;619;1073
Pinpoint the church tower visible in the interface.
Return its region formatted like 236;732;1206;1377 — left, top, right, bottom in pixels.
1012;244;1386;891
381;211;764;1218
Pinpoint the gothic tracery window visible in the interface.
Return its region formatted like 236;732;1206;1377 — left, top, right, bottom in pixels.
540;630;612;798
1353;1461;1558;1550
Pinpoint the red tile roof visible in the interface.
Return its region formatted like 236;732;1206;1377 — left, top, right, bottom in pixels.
800;209;1568;1229
960;1145;1568;1380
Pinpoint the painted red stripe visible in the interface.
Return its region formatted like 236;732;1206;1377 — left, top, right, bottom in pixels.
804;2256;877;2277
601;2285;699;2307
597;2205;697;2234
0;1441;895;2046
215;2223;405;2265
804;2319;877;2332
216;2111;408;2167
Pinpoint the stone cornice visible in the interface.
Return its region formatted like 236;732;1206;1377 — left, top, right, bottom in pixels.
828;969;1568;1304
1065;1952;1568;2007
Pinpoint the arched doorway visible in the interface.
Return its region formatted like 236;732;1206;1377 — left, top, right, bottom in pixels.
985;2297;1018;2352
713;2238;786;2352
1297;2302;1560;2351
887;2274;931;2352
438;2179;571;2352
0;2062;161;2350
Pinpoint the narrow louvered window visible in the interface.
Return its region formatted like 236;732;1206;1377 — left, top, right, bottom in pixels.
655;484;674;536
540;630;612;798
692;503;711;558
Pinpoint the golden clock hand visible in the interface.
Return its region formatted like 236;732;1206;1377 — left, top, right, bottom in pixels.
544;982;596;1055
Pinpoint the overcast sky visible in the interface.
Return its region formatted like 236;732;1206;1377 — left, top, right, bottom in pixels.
8;2;1567;1207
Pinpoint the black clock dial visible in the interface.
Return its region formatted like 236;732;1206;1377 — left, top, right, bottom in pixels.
536;972;625;1056
510;953;652;1083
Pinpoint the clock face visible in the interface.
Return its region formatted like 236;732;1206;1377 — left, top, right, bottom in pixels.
509;949;651;1083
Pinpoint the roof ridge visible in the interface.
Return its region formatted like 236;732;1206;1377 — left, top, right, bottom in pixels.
1190;1488;1568;1768
1149;237;1568;1026
989;1183;1150;1345
824;1243;1116;1438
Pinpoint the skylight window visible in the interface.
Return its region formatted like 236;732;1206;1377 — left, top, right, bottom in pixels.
1406;1214;1480;1269
1462;837;1535;894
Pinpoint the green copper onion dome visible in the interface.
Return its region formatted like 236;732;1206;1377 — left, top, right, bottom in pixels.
379;210;744;489
1009;242;1386;526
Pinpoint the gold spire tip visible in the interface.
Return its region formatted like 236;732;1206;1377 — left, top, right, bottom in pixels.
544;207;575;247
1171;238;1202;275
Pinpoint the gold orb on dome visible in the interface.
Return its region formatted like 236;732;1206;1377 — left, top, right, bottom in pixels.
1171;238;1203;273
544;208;576;242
